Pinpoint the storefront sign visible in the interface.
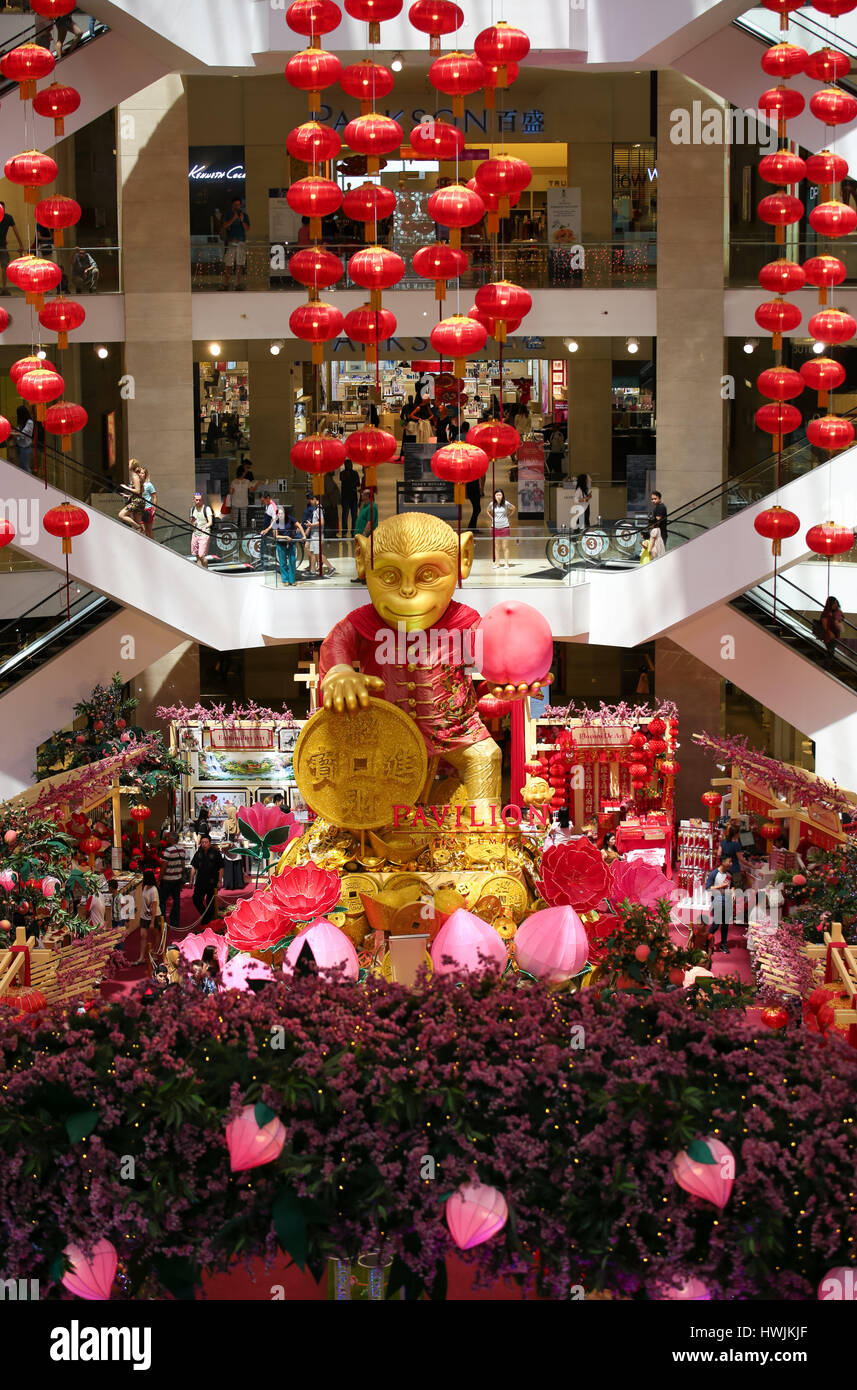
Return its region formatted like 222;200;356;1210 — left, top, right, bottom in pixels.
574;726;635;747
317;104;546;136
209;727;275;750
393;802;551;829
189;163;246;181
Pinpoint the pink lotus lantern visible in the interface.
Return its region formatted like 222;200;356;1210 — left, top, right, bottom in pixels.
269;860;342;921
445;1180;508;1249
654;1275;711;1300
818;1265;857;1299
430;907;507;975
0;869;18;892
282;918;359;980
513;905;589;983
237;801;293;855
179;927;230;971
477;601;554;686
672;1136;735;1208
225;889;290;953
61;1238;118;1300
221;953;276;991
225;1103;287;1171
609;859;674;909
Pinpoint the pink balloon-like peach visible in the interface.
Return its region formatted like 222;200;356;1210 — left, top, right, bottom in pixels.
477;601;554;685
445;1180;508;1250
430;908;506;976
225;1104;286;1172
61;1238;118;1300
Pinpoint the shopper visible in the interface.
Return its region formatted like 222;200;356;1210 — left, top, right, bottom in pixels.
323;470;341;537
118;460;146;532
108;878;135;931
305;496;330;576
274;506;306;586
601;831;621;864
190;490;215;566
719;818;751;890
189;833;224;925
818;595;844;657
141;466;157;538
0;201;23;291
639;525;665;565
465;472;483;530
72;248;98;293
484;488;516;568
14;405;33;473
53;11;85;57
573;472;592;530
650;490;668;543
230;461;255;531
194;804;211;839
399;395;418;456
354;488;378;537
222;196;250;290
547;425;566;479
132;869;161;966
158;831;185;932
704;857;733;954
340;459;360;536
257;491;278;569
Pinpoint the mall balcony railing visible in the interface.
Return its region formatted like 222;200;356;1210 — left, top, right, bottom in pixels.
731;569;857;696
0;244;121;296
729;237;857;288
191;238;657;293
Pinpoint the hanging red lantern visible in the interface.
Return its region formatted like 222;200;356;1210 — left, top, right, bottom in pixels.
342;113;402;173
482;57;520;109
10;354;55;387
431;441;489;502
289;301;344;364
347;245;405;306
806;521;854;555
42;502;89;616
754;505;800;555
758;191;804;226
32;81;80;136
806;415;855;452
761;43;807;77
346;426;397;485
339;60;395;113
289;246;343;299
474;155;532;217
18;366;64;418
33;195;81;248
412;243;467;300
802;254;846;307
629;761;649;783
408;0;463;53
0;515;14;547
805;46;850;81
810;87;857;126
430;313;488;376
468;304;522;340
5;256;34;293
427;182;485;249
799;355;845;407
0;416;11;446
344;0;402;43
758;86;805;123
128;802;152;844
342;181;397;240
758;150;807;184
758;258;805;293
342;303;397;362
660;758;681;779
760;0;805;12
45;401;87;453
701;789;721;822
286;175;343;238
812;0;857;13
465;176;520;234
755;401;802;448
755;297;801;350
467;421;521;460
808;306;856;344
429;51;487;118
407;117;465;160
14;256;62;309
291;434;347;495
474;21;530;86
474;281;532;342
286;0;342;43
757;366;804;400
28;0;78;13
0;988;47;1014
39;297;86;350
809;200;857;238
0;43;55;99
805;149;849;191
285;48;343;113
286;120;342;167
4;150;58;203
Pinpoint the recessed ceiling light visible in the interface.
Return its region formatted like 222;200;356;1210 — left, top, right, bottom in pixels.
626;337;639;354
270;339;284;355
812;339;825;354
391;51;403;72
567;338;579;352
209;342;222;356
743;338;756;355
96;345;109;359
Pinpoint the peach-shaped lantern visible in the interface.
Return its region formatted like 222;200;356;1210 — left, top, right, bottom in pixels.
221;953;276;992
61;1239;118;1300
282;918;359;979
477;600;554;686
672;1136;735;1208
513;905;589;983
445;1180;508;1248
430;907;506;975
225;1104;287;1171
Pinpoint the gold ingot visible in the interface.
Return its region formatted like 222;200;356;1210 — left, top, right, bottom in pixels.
368;829;431;864
481;874;529;923
341;913;370;948
361;883;428;934
292;700;427;830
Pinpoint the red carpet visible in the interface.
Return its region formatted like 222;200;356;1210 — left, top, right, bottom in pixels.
101;883;254;997
200;1251;535;1300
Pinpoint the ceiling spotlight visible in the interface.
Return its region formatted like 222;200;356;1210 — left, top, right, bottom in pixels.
743;338;756;354
95;345;109;359
391;51;404;71
270;339;284;356
626;337;639;354
209;342;222;356
566;338;579;353
812;339;825;354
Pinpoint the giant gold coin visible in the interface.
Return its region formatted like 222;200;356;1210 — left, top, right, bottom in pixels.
481;873;529;923
340;873;378;915
293;699;427;831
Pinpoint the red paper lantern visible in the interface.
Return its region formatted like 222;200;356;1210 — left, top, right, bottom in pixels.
39;297;86;350
14;256;62;309
346;426;397;469
474;20;529;86
761;43;807;77
33;195;81;248
409;0;463;53
285;47;343;112
758;192;804;226
32;81;80;136
430;312;488;376
0;416;11;447
431;442;489;502
754;505;800;555
344;0;402;42
760;0;805;11
429;51;487;118
286;120;342;166
474;155;532;217
806;521;854;555
18;366;64;419
42;500;88;553
342;181;397;239
660;759;680;778
0;43;54;99
482;57;519;109
0;309;8;334
755;297;802;349
758;151;807;184
467;303;521;340
408;117;465;160
805;46;850;81
412;242;467;300
342;113;402;173
467;421;520;460
465;176;520;233
286;175;343;238
474;280;532;341
701;790;721;821
289;301;344;364
757;366;804;400
291;434;347;493
799;355;845;406
758;258;805;293
4;150;57;204
802;255;846;305
288;246;344;297
286;0;342;42
0;515;14;548
811;87;857;125
342;302;397;361
761;1005;789;1030
347;245;404;306
812;0;857;12
0;988;47;1014
758;86;805;121
809;201;857;237
339;60;395;112
29;0;78;13
808;306;856;344
10;354;55;386
428;183;485;249
806;415;855;452
805;149;849;188
755;401;802;446
45;401;87;453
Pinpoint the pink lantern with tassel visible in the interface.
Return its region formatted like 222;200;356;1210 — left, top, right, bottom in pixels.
672;1136;735;1208
513;905;589;983
430;907;507;975
282;918;359;979
225;1104;287;1171
61;1238;118;1300
445;1180;508;1249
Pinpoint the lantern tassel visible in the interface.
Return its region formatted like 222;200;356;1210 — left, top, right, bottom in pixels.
456;498;462;586
64;553;70;621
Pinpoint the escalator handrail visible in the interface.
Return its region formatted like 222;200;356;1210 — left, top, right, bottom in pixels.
0;594;111;675
0;576;103;636
736;590;857;683
0;14;109;100
747;569;857;642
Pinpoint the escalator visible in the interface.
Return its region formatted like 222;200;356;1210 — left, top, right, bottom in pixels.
0;577;119;696
731;570;857;696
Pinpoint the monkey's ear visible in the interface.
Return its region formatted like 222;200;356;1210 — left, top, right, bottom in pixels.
459;531;474;580
355;534;369;578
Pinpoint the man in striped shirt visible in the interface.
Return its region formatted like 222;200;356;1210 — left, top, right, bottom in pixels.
159;833;185;930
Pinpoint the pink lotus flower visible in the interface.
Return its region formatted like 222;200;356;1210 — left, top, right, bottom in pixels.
237;802;293;853
430;908;506;976
61;1238;118;1300
221;953;275;991
445;1181;508;1249
0;870;18;893
270;861;342;923
225;890;290;953
179;927;230;971
225;1104;286;1171
514;905;589;984
282;918;359;980
609;859;674;909
539;839;609;914
672;1136;735;1209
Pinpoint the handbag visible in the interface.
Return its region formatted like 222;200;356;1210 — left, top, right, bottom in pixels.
221;492;232;516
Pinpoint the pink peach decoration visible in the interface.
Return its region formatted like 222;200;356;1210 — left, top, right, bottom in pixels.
672;1136;735;1208
513;904;589;983
445;1180;509;1249
430;907;507;975
225;1104;286;1172
61;1238;118;1300
282;918;359;980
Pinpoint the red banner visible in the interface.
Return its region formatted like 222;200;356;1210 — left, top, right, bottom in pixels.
208;726;275;750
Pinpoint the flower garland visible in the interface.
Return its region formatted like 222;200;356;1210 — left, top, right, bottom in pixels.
746;914;815;1010
693;732;852;811
541;699;679;725
21;740;162;825
156;700;298;728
